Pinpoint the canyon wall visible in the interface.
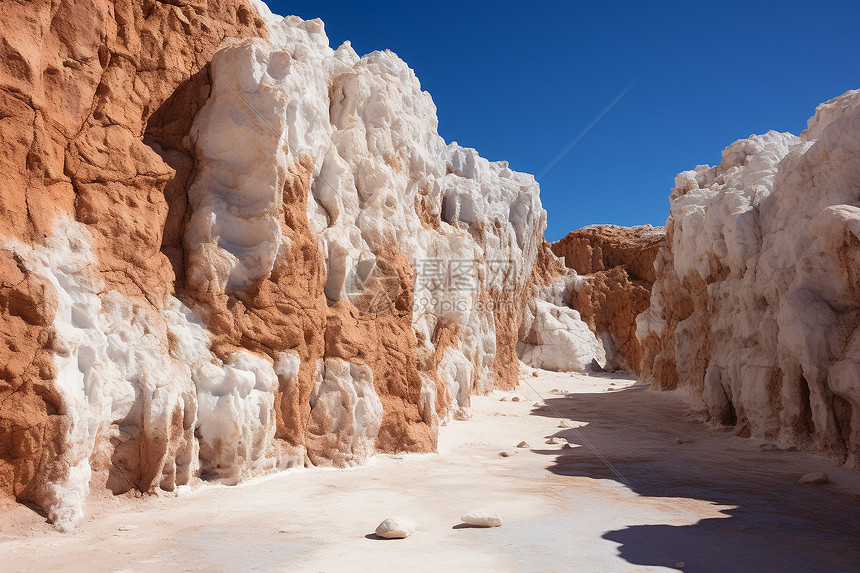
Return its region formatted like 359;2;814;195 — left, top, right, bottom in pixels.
0;1;605;530
639;90;860;466
0;0;270;531
552;225;665;373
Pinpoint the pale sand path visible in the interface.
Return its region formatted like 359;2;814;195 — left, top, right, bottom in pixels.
2;370;860;572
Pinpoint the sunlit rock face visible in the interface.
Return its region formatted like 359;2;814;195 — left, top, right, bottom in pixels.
551;224;665;374
0;0;270;533
639;90;860;466
0;0;602;530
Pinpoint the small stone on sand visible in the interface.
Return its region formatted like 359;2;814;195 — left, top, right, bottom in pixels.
516;441;530;448
461;510;503;527
375;517;416;539
532;371;539;377
799;472;829;484
511;396;521;402
499;450;516;457
558;421;567;428
499;397;508;402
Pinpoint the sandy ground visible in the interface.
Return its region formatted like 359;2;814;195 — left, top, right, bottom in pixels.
2;369;860;572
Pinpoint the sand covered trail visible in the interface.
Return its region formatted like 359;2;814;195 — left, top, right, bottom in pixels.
2;370;860;572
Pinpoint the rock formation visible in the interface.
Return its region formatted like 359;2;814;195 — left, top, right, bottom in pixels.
13;0;855;535
0;0;270;531
639;90;860;466
0;0;605;530
552;225;665;373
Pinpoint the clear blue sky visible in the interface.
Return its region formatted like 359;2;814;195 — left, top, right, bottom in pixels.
266;0;860;241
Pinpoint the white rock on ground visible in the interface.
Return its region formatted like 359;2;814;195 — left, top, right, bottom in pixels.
460;510;503;528
375;518;416;539
799;472;829;485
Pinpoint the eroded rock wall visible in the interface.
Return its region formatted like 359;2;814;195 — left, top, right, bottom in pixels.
639;90;860;465
0;1;602;530
551;225;665;373
0;0;268;531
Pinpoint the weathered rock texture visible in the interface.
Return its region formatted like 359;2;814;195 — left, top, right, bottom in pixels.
0;0;269;531
639;90;860;466
551;225;665;373
0;1;604;529
516;247;608;373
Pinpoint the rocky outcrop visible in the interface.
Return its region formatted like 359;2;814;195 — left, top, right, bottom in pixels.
551;225;665;373
0;1;603;530
638;90;860;466
552;224;664;284
516;242;609;373
0;0;269;530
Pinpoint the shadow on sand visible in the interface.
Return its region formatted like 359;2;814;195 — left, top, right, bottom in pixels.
530;385;860;572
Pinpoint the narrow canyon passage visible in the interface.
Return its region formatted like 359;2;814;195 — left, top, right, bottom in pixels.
1;2;858;571
3;369;858;572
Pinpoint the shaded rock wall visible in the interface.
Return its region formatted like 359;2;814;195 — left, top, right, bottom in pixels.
638;90;860;466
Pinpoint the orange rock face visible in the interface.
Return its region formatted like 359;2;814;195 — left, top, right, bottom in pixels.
0;0;269;525
0;1;564;529
551;225;665;373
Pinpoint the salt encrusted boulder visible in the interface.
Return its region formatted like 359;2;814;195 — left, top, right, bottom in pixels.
639;90;860;466
461;509;503;527
518;274;608;373
518;298;607;372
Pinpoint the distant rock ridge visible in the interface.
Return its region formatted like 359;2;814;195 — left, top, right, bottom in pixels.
551;224;665;373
